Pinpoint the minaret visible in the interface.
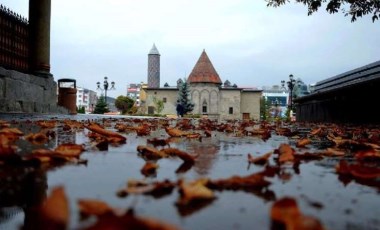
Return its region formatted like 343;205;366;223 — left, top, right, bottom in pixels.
147;43;160;88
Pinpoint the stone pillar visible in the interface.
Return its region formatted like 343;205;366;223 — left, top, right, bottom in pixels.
29;0;51;77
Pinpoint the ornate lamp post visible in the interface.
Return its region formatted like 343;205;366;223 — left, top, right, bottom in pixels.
281;74;296;112
96;76;115;105
274;98;279;119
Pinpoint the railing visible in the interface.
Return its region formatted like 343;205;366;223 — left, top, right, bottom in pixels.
0;5;29;73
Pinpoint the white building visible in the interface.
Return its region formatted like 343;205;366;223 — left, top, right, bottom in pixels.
262;85;289;118
127;83;142;106
76;87;97;113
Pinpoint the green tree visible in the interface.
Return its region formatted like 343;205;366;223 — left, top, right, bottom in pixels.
77;106;85;114
93;95;109;114
153;97;164;114
260;96;271;121
177;79;194;114
266;0;380;22
115;95;135;114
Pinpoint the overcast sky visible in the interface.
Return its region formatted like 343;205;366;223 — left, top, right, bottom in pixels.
2;0;379;98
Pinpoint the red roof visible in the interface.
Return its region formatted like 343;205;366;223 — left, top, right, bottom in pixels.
188;50;222;84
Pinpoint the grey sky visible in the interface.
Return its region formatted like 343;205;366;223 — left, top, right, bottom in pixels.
2;0;379;98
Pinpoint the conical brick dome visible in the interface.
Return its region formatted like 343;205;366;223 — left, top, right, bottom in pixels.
188;50;222;84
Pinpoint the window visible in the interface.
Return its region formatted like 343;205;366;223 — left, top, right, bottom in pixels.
148;106;155;114
202;100;207;113
163;97;167;103
229;107;233;114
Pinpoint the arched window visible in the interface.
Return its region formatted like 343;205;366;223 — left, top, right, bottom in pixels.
202;100;207;114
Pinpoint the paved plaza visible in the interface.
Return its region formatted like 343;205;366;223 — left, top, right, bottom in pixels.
1;113;380;229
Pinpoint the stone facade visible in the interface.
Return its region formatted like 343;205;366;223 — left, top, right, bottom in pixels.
191;83;220;115
0;67;67;113
145;88;178;114
241;90;262;120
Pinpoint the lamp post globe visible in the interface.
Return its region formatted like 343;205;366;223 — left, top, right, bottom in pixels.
96;76;115;105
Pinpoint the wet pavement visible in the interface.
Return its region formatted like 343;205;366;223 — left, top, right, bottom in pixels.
0;114;380;230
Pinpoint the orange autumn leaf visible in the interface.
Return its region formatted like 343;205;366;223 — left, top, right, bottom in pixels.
118;179;175;198
137;145;168;159
36;120;57;129
271;197;325;230
247;152;272;165
135;125;151;136
25;132;49;144
186;133;201;139
323;147;345;156
107;136;127;144
0;134;17;156
44;186;69;222
141;162;159;176
336;160;380;179
355;149;380;161
86;123;126;142
207;172;271;191
0;127;24;136
54;143;85;158
296;138;311;148
147;137;171;148
310;127;322;136
0;119;11;128
271;197;301;225
177;178;215;205
26;186;69;230
277;143;295;163
0;127;23;143
349;164;380;180
161;148;195;164
78;199;115;217
165;127;187;137
291;215;326;230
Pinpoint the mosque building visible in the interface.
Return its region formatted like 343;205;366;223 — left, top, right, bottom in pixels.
143;44;262;120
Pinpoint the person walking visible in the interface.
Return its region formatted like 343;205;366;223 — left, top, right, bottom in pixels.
176;101;184;118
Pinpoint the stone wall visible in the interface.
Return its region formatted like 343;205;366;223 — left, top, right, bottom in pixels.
241;90;262;120
0;67;68;113
219;89;242;120
144;89;178;115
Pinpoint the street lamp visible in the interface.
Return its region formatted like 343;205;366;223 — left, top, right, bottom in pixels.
281;74;296;111
96;76;115;105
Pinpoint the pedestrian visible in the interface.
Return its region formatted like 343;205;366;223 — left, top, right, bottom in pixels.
176;101;183;118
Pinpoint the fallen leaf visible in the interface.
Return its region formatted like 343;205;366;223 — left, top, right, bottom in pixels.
296;138;311;148
177;178;215;205
247;152;272;165
141;162;159;177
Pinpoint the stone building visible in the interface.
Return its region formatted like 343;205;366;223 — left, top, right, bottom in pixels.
144;46;262;120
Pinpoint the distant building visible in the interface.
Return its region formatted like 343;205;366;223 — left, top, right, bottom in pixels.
127;83;142;106
262;85;289;118
76;87;97;113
